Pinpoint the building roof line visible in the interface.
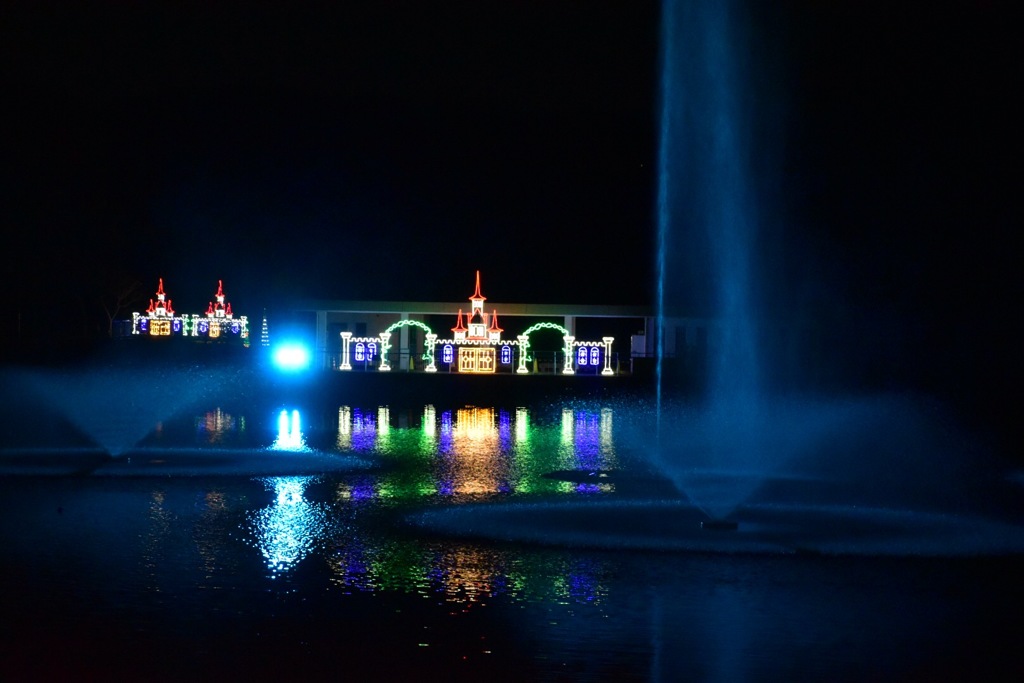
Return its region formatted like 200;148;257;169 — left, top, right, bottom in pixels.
292;300;653;318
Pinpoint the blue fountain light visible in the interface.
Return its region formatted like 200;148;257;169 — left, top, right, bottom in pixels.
271;342;312;373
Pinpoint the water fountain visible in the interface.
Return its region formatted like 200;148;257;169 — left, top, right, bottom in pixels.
411;0;1024;556
0;356;373;477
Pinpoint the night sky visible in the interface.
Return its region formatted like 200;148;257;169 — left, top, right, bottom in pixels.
3;2;660;313
1;2;1019;437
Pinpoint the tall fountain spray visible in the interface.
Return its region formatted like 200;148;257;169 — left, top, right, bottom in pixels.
653;0;777;520
656;0;761;414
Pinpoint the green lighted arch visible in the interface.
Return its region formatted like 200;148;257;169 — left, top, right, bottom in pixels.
383;319;434;337
520;321;570;337
517;321;571;364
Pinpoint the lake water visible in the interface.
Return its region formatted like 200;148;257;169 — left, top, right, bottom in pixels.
1;374;1022;681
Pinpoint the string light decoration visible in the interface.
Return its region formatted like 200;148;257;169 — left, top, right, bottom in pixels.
194;280;249;341
260;310;270;347
131;277;249;343
132;278;188;337
333;271;615;376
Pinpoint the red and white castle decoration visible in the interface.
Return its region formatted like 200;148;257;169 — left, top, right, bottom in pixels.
132;278;249;342
448;270;504;372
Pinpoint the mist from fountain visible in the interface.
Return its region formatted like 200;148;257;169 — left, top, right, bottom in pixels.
0;361;220;458
647;0;1018;528
0;355;375;478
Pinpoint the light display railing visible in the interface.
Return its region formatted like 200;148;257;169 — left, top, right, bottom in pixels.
339;329;614;375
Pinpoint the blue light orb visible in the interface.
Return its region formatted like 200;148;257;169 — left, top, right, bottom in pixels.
272;342;311;372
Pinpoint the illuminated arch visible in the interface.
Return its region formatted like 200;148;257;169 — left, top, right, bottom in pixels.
383;319;434;337
516;322;574;374
520;321;570;338
381;319;436;371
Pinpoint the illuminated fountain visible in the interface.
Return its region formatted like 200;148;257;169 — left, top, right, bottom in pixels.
0;361;371;477
411;0;1024;556
0;363;209;465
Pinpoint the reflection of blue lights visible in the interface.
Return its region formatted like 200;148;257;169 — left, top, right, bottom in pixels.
272;409;308;451
567;568;601;603
272;342;311;372
248;476;327;577
350;409;377;452
439;411;454;456
575;412;602;469
499;410;512;452
350;480;376;501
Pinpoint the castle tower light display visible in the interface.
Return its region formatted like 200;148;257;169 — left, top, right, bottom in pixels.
132;278;188;336
131;277;249;343
466;270;490;341
487;309;503;343
452;270;501;372
194;279;249;341
452;310;467;340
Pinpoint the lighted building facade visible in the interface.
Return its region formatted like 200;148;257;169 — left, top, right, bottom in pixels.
337;271;615;375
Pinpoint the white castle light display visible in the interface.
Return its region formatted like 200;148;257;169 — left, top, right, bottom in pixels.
132;278;249;343
339;271;614;375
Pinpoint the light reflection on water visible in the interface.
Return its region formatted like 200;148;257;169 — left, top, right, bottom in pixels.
232;404;622;583
329;404;619;501
1;397;1020;680
246;476;329;577
271;409;307;451
195;408;244;445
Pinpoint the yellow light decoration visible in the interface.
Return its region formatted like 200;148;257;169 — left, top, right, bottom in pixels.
458;346;496;373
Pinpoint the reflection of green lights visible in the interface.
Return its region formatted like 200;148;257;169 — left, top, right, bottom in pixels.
332;404;619;501
337;406;351;450
322;532;613;609
561;408;573;443
515;407;529;443
423;405;436;438
375;479;438;499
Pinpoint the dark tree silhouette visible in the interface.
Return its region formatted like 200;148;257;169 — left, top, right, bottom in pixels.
98;274;147;338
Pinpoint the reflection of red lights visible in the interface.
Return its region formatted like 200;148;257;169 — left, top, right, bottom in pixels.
198;408;237;444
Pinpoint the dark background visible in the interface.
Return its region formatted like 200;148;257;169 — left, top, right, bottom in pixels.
1;2;1018;449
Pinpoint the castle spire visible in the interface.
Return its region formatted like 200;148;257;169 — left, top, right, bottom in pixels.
452;309;466;334
470;270;485;303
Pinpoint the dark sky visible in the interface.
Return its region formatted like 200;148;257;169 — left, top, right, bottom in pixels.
3;1;660;313
2;1;1019;415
